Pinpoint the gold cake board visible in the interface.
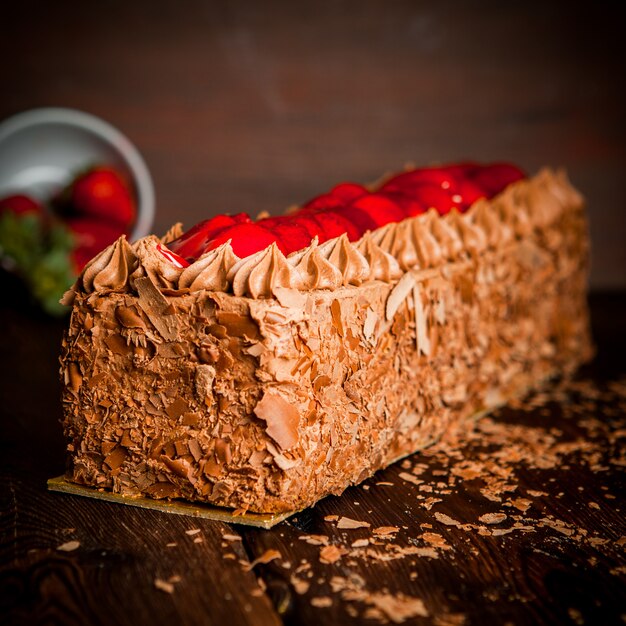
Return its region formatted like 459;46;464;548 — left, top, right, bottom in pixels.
47;476;295;529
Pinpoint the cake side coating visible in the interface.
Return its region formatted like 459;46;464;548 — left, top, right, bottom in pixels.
59;169;592;513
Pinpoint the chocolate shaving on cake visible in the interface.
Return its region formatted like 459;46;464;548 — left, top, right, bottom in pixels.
134;276;178;341
254;391;300;451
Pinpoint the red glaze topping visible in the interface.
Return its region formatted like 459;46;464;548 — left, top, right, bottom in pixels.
165;162;525;262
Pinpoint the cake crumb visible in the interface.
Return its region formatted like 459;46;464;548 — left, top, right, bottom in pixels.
311;596;333;608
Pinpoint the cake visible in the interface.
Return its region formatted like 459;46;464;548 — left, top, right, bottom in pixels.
59;162;593;513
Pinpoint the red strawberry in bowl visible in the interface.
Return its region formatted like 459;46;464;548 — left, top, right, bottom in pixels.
57;166;136;231
0;193;45;217
66;216;127;271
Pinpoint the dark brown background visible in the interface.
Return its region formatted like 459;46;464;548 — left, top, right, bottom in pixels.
1;0;625;288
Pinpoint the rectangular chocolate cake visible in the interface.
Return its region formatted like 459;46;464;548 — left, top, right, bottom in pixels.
59;165;593;513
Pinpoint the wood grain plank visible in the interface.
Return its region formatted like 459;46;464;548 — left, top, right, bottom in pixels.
0;475;281;626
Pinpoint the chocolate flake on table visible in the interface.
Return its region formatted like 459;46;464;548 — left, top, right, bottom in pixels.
372;526;400;537
298;534;330;546
329;574;429;623
336;516;371;530
397;472;423;486
56;540;80;552
154;577;180;594
319;545;347;564
243;548;282;571
433;512;462;527
478;512;508;525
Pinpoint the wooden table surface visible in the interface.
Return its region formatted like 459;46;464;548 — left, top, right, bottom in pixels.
1;284;625;626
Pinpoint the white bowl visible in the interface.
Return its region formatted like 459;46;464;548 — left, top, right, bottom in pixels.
0;107;155;241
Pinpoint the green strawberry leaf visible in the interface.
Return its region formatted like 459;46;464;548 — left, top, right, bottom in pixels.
0;212;77;316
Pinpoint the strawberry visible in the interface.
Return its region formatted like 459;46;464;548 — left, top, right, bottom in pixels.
471;163;525;196
329;183;368;203
58;167;136;230
440;162;480;178
166;162;527;262
156;244;190;268
309;209;361;242
339;205;378;233
350;193;405;227
66;216;126;271
382;168;459;193
303;192;343;212
378;190;426;217
412;185;457;214
205;222;277;258
259;216;313;255
449;179;486;209
0;194;44;217
168;213;251;261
